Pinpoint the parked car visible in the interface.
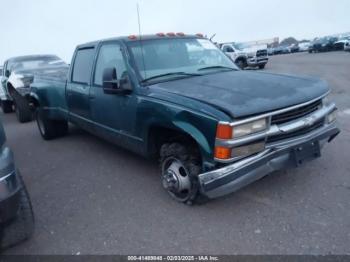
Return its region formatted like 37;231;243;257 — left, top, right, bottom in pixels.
289;43;300;53
267;47;275;56
0;119;34;250
309;36;338;53
333;36;350;51
273;45;290;55
220;42;268;69
0;55;68;123
298;42;311;52
29;34;340;204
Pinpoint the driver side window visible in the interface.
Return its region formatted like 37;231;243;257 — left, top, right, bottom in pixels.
94;43;127;86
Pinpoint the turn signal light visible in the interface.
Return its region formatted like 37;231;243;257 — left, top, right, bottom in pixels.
215;147;231;160
216;123;233;139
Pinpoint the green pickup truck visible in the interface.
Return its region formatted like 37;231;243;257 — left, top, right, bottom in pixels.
29;34;340;204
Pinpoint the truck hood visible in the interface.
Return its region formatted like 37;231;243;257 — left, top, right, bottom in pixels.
149;71;329;119
9;65;69;88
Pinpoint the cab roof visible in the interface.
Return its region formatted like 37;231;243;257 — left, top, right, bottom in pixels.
77;34;205;49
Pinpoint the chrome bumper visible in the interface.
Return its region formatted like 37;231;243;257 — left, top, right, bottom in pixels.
198;122;340;199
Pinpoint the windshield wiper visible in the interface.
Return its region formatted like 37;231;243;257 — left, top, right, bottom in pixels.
141;72;202;83
198;66;237;71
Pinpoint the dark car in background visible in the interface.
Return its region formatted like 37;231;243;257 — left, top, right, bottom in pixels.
309;36;338;53
334;36;350;50
273;45;290;55
0;55;68;123
0;119;34;250
289;43;299;53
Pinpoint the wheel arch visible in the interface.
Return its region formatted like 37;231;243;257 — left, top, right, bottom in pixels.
146;121;213;168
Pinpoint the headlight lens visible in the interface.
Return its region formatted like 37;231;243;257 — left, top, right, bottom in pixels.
233;118;267;138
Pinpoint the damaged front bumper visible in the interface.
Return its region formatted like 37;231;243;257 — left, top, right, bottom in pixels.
198;122;340;199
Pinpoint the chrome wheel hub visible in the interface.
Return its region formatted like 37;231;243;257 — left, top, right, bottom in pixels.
162;159;192;201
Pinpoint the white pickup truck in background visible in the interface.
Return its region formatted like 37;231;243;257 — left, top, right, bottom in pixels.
220;42;269;69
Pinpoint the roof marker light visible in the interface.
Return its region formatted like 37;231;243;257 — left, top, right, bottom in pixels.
176;32;185;36
196;33;204;38
128;35;137;40
156;33;165;37
167;32;176;37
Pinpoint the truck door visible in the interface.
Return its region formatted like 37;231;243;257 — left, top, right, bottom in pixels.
89;42;138;148
67;47;95;127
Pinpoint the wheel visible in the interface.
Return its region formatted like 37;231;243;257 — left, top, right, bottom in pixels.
14;100;32;123
36;108;68;140
160;142;207;205
235;59;246;70
258;64;266;69
0;172;34;250
1;100;13;113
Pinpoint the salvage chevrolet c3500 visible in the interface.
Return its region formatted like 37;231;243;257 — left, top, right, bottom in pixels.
29;33;340;204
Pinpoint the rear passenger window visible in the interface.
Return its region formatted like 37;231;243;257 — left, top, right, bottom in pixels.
72;48;95;84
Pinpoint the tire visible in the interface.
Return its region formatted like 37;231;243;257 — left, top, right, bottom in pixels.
235;59;247;70
160;142;208;205
258;64;266;69
14;100;32;123
0;172;34;250
1;100;13;113
36;109;68;140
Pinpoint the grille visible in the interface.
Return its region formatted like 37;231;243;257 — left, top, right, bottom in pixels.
271;99;322;125
267;119;324;143
256;50;267;57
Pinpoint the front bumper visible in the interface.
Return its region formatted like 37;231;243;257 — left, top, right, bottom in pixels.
0;147;21;223
198;123;340;199
247;57;268;67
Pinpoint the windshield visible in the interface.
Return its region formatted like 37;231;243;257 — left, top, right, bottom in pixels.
8;56;66;72
127;38;238;82
232;43;246;51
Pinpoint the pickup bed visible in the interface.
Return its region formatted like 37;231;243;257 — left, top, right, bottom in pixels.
30;34;340;204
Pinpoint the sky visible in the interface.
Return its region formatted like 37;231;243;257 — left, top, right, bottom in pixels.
0;0;349;64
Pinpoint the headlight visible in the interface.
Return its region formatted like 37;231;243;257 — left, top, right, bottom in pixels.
247;52;255;58
216;118;267;139
234;118;267;138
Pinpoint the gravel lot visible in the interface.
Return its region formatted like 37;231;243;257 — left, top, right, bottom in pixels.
3;51;350;255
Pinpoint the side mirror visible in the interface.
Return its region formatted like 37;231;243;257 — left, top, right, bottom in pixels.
102;67;130;95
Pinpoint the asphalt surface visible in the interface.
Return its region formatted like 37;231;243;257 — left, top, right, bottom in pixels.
3;51;350;255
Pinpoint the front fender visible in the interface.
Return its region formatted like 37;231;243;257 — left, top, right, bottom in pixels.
173;120;211;157
8;74;24;89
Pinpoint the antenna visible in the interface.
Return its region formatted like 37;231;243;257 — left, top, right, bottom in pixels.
137;3;147;79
